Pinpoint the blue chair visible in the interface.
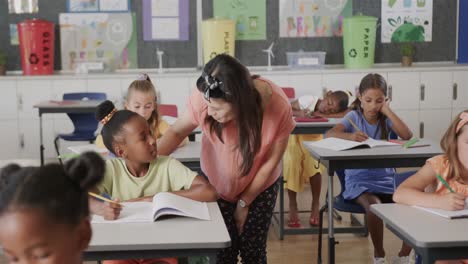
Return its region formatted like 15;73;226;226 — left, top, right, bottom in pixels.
54;92;106;162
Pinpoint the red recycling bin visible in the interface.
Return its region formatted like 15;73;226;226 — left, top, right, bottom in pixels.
17;19;55;75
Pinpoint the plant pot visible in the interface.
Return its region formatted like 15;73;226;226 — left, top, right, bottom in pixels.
401;56;413;67
0;65;5;75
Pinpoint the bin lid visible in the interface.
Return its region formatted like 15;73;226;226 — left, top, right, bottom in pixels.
343;15;377;23
18;19;54;26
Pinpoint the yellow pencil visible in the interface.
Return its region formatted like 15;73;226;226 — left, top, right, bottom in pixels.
88;192;122;206
346;117;361;132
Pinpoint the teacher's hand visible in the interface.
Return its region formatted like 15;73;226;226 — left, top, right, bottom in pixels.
234;204;250;234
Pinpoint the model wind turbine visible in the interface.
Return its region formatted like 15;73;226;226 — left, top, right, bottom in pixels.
263;42;275;71
156;48;164;73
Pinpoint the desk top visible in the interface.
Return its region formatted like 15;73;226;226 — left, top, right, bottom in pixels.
294;118;340;128
34;100;103;109
170;141;201;162
371;204;468;248
304;139;442;161
88;202;230;252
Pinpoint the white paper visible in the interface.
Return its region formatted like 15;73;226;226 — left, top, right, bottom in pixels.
152;18;179;39
151;0;179;17
68;144;109;155
99;0;129;11
304;137;399;151
92;202;153;223
414;199;468;219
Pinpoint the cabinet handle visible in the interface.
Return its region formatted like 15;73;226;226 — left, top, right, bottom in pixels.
453;82;458;100
388;85;393;101
17;94;23;111
19;133;25;149
419;122;424;138
420;84;425;101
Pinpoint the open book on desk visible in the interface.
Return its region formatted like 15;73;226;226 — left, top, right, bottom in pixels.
92;192;210;223
414;199;468;219
304;137;399;151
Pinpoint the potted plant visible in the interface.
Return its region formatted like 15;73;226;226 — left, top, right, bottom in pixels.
400;43;414;67
0;50;6;75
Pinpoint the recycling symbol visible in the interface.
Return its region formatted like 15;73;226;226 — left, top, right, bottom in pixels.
348;49;357;58
29;54;39;64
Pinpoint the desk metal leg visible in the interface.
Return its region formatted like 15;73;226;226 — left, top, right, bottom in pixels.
39;113;44;166
279;176;285;240
328;173;335;264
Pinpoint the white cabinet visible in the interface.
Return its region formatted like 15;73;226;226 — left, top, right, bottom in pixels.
260;74;290;89
452;71;468;109
17;79;53;119
0;80;18;119
452;108;466;120
419;72;453;109
387;72;420;110
419;109;452;141
0;120;19;159
287;74;322;98
155;77;191;114
87;79;123;107
322;73;365;95
393;110;419;138
18;119;56;159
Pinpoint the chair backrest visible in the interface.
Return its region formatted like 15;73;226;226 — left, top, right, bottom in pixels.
63;92;107;134
281;87;296;99
159;104;178;117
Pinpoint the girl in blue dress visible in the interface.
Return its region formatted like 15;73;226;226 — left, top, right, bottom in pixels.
326;73;413;264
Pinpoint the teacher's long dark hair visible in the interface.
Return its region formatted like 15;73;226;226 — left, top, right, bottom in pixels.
197;54;263;176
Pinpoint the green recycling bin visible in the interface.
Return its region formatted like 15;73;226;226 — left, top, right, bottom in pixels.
343;15;377;69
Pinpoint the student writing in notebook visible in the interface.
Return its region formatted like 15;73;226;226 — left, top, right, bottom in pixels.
95;73;188;149
284;90;349;227
394;110;468;264
0;152;104;264
90;100;217;264
326;73;413;264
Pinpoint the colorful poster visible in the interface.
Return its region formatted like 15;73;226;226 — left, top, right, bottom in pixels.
213;0;266;40
279;0;352;38
67;0;130;12
142;0;189;41
381;0;433;43
59;13;138;71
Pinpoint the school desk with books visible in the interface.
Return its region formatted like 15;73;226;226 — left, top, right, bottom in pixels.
303;139;443;264
86;202;230;262
371;203;468;263
91;192;210;223
304;137;399;151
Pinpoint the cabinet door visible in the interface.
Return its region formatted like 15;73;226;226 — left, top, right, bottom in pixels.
452;107;467;120
287;74;322;98
17;79;53;119
0;120;19;159
387;72;420;110
393;110;419;138
419;71;453;109
154;77;191;114
322;73;365;95
87;78;123;108
0;80;18;119
18;119;56;159
419;109;452;141
452;71;468;109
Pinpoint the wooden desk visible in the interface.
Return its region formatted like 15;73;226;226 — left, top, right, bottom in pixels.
34;100;103;165
85;203;230;263
304;139;442;264
371;204;468;263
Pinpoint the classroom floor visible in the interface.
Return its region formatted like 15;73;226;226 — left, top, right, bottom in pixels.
0;170;415;264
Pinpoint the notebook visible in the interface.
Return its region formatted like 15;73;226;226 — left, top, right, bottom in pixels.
414;201;468;219
294;117;328;123
304;137;399;151
91;192;210;223
68;144;109;155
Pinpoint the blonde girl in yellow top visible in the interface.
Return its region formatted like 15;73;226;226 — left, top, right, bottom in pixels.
283;90;349;228
96;74;188;147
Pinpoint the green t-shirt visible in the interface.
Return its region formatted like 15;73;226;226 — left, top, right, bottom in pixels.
97;156;197;201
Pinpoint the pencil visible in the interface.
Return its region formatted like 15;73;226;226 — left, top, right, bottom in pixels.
346;117;361;132
436;174;455;193
88;192;122;206
403;138;419;148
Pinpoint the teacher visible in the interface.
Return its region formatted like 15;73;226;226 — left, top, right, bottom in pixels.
158;54;294;263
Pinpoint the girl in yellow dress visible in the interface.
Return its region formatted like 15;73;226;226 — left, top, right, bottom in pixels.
284;90;349;227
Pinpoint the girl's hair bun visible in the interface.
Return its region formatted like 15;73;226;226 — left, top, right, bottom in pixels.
95;100;116;122
64;152;105;191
